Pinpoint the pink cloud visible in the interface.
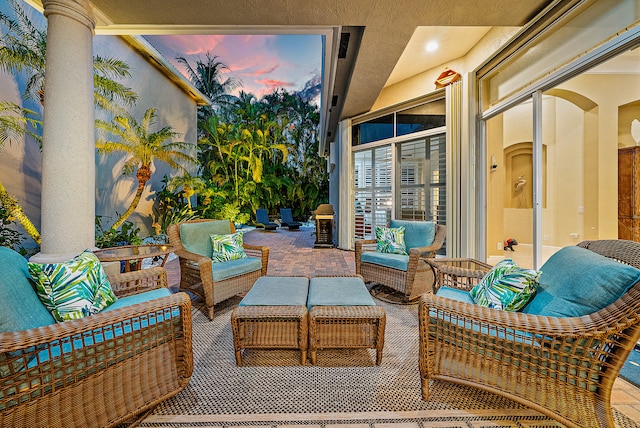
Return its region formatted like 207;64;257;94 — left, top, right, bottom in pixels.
243;64;280;77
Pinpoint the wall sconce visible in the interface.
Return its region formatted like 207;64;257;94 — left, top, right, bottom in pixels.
434;67;462;89
490;155;498;171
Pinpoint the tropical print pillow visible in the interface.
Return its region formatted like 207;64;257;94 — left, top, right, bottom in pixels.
210;231;247;263
375;226;408;255
28;250;118;322
470;258;540;311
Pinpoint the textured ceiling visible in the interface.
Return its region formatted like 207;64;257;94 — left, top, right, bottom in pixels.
87;0;551;121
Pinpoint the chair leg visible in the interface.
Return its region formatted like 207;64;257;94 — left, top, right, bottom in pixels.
207;306;214;320
421;377;430;400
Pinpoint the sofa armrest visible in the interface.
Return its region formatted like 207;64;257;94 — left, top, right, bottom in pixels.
354;239;376;274
418;292;635;381
109;266;168;298
0;292;193;423
408;243;440;259
244;244;270;276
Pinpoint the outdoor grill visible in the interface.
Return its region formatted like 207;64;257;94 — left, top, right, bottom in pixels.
313;204;334;248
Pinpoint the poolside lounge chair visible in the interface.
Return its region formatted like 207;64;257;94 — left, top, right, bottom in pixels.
280;208;302;230
256;208;278;231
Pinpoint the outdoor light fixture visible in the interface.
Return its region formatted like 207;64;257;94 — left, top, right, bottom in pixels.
435;67;462;88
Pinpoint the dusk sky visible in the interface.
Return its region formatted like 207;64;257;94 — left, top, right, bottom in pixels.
145;34;323;102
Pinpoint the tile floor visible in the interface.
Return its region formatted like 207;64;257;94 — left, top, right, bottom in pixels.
163;226;640;424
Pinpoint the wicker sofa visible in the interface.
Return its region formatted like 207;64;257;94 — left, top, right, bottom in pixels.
355;220;446;300
167;219;269;320
419;239;640;428
0;246;193;428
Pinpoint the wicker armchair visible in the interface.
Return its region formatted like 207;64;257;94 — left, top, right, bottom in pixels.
0;266;193;428
419;240;640;428
167;219;269;320
355;221;446;300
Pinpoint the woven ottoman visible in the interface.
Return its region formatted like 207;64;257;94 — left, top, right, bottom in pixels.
231;276;309;365
308;276;386;365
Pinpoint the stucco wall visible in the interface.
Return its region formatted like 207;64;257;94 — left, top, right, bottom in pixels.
0;5;197;248
93;35;198;237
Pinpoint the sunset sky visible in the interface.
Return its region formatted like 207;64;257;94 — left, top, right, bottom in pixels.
145;34;323;101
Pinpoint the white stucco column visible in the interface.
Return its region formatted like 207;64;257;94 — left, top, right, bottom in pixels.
31;0;96;263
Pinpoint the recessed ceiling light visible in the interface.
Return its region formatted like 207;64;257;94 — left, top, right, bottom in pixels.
425;41;438;52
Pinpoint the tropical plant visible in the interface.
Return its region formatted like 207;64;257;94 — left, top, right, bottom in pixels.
0;101;42;244
166;173;206;209
151;175;198;236
95;215;141;248
95;107;198;230
176;52;241;117
0;203;24;250
0;0;138;111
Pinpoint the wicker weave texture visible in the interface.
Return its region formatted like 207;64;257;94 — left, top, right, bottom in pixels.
355;224;445;300
309;305;386;365
167;219;270;320
231;305;309;365
0;268;193;428
419;240;640;428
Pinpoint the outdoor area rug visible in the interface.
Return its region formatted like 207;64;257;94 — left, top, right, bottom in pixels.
134;295;639;428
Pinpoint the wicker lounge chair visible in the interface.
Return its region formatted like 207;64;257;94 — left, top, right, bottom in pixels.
355;220;446;300
0;247;193;428
419;239;640;428
256;208;278;231
167;219;269;320
280;207;302;230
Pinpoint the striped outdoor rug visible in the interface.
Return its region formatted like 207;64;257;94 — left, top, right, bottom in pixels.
133;295;639;428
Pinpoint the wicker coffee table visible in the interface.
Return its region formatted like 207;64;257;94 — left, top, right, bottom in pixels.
308;276;386;365
231;276;309;365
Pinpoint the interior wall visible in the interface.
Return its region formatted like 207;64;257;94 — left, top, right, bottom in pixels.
559;74;640;238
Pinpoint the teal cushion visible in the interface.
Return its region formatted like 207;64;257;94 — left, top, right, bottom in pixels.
0;247;55;332
470;259;540;311
211;257;262;282
180;220;233;258
28;250;118;322
239;277;309;306
308;277;376;309
361;251;409;271
435;286;476;304
375;226;407;255
390;219;436;250
210;231;247;263
522;246;640;317
102;288;172;312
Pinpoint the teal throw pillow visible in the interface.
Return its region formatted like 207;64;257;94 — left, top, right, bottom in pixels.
28;250;118;322
375;226;407;255
210;231;247;263
470;258;540;311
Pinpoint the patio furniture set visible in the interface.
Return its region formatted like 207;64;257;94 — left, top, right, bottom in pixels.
2;215;639;428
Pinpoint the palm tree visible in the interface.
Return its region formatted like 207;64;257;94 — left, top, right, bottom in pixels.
166;173;206;209
0;101;42;244
176;52;241;115
95;108;198;230
0;0;138;111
